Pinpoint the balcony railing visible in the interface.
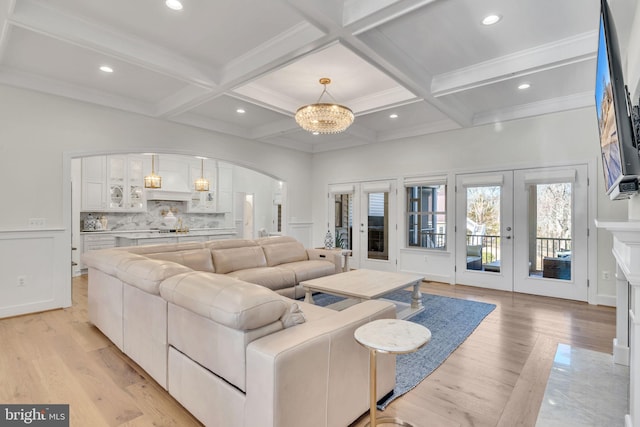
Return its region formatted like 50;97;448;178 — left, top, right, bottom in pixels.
408;231;446;249
466;234;500;265
534;237;571;271
465;234;571;273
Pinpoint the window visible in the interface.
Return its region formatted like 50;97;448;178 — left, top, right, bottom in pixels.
406;181;446;249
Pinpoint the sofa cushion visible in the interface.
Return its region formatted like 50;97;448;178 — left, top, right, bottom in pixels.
159;271;291;331
261;241;308;267
124;242;204;255
146;248;215;272
255;236;298;246
82;249;147;276
278;260;337;283
116;258;192;295
211;246;267;274
205;239;258;250
227;267;296;291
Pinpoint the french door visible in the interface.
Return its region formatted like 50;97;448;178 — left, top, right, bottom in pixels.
455;166;588;301
455;171;514;292
328;180;397;272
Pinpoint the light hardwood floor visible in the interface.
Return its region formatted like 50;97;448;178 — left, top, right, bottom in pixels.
0;276;615;427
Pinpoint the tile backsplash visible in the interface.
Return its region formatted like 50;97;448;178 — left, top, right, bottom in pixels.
81;201;226;231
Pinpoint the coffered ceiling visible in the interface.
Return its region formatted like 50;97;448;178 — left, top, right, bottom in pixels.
0;0;610;152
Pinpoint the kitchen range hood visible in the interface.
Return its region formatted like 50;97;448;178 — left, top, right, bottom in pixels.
145;171;192;201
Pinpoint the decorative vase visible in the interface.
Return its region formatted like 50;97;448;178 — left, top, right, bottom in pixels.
84;213;96;231
324;230;334;249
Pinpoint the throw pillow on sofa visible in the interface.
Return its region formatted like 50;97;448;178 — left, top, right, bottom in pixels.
261;241;308;266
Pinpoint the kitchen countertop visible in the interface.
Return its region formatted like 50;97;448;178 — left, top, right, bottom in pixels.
113;229;236;239
82;228;236;237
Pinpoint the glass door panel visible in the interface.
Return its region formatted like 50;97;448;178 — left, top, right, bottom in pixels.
367;192;388;261
455;172;513;292
529;183;572;280
329;181;397;272
513;166;588;301
465;185;501;273
334;193;352;251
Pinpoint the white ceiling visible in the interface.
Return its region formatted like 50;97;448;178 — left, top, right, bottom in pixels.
0;0;607;153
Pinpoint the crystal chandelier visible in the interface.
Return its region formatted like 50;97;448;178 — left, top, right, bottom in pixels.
295;78;354;134
144;155;162;189
194;158;210;192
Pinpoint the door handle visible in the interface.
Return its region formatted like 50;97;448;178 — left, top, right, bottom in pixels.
505;236;512;239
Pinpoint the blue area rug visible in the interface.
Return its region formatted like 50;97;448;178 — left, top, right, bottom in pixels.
308;290;496;409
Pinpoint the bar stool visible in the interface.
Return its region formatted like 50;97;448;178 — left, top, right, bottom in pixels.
354;318;431;427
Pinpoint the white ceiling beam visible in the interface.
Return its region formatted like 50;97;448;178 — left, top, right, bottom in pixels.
342;121;378;141
432;31;598;97
285;0;474;127
0;65;153;115
343;0;437;34
168;112;251;139
11;0;217;87
250;118;299;140
0;0;16;61
353;30;473;127
221;22;326;86
472;91;594;126
158;23;331;117
154;86;219;118
377;119;461;142
311;137;370;153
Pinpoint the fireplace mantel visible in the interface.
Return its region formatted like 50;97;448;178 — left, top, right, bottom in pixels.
596;220;640;283
595;219;640;427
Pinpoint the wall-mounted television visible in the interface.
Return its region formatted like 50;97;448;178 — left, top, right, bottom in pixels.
595;0;640;200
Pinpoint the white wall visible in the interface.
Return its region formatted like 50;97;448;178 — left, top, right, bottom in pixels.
0;85;313;228
311;107;627;303
232;166;281;234
0;84;313;317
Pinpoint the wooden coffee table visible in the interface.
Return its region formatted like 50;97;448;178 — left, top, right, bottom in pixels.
301;269;424;319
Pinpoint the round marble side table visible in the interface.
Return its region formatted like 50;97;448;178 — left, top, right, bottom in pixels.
354;318;431;427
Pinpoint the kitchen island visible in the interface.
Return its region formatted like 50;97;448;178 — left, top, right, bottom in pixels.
79;229;237;272
112;229;237;246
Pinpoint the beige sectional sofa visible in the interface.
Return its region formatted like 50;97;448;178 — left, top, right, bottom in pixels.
82;236;396;427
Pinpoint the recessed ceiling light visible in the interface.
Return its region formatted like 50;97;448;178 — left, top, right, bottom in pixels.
312;132;320;136
99;65;113;73
236;108;245;114
389;113;399;119
518;83;531;90
165;0;183;11
482;14;501;26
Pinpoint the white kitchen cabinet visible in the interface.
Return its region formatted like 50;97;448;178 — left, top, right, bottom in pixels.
82;155;149;212
187;159;216;213
127;156;146;210
82;156;107;211
186;159;233;213
216;162;233;213
80;233;116;269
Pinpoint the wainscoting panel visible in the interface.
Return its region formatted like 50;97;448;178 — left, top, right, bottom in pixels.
287;221;313;248
399;248;455;284
0;229;71;318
